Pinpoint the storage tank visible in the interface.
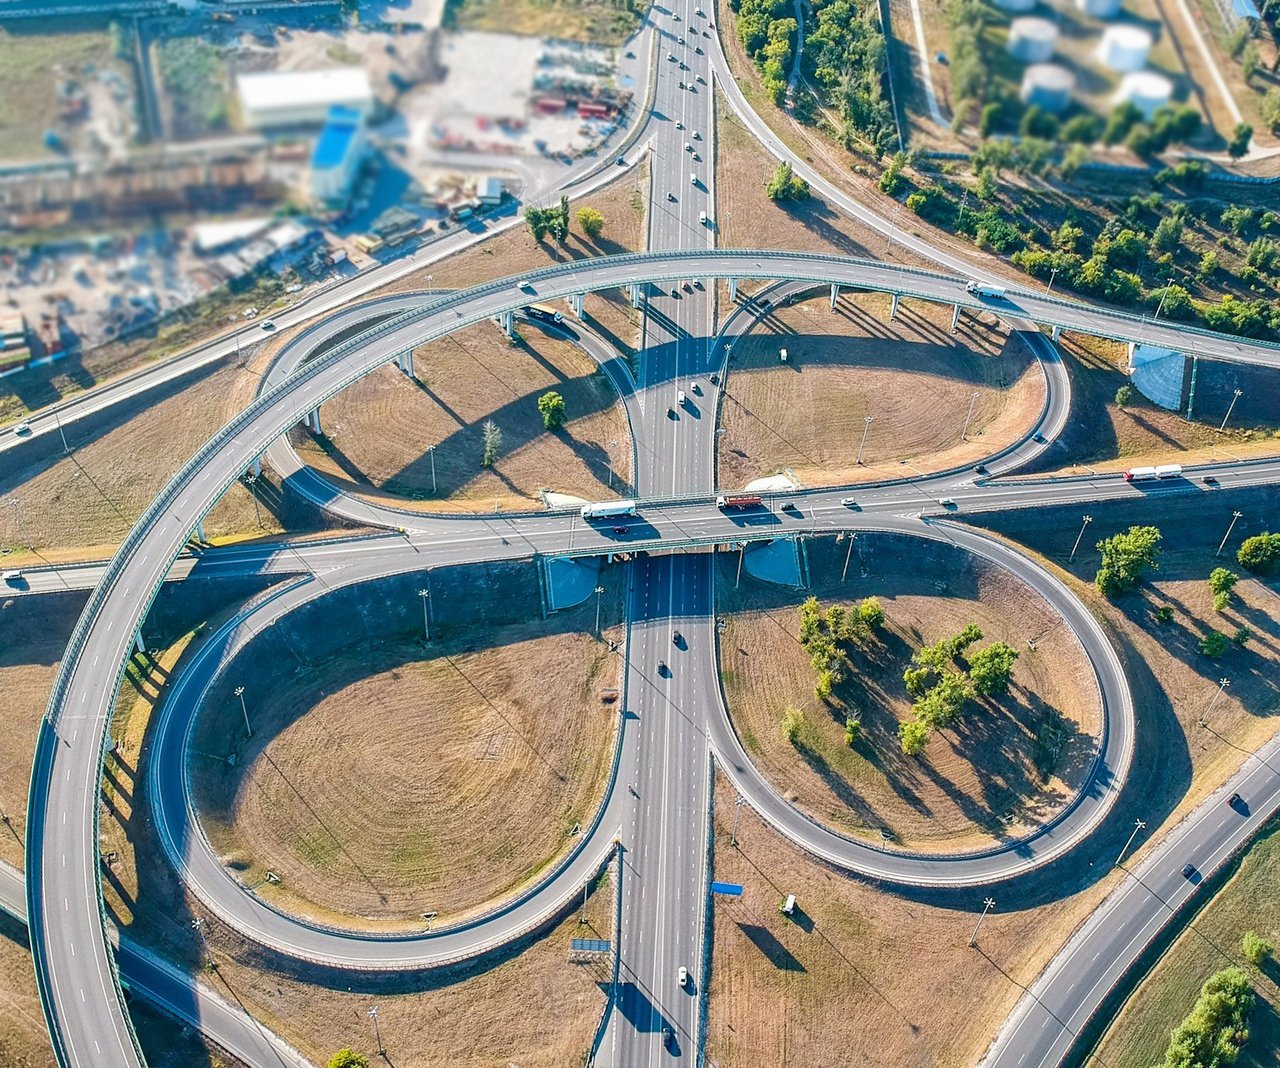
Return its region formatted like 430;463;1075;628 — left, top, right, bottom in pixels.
992;0;1036;12
1076;0;1122;17
1115;71;1174;120
1098;25;1153;72
1007;17;1060;62
1020;63;1076;113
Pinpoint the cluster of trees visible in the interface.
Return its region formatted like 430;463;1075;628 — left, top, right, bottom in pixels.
525;196;571;242
537;391;567;430
898;625;1019;755
797;595;885;701
766;161;810;201
1094;525;1162;598
805;0;898;155
732;0;795;104
948;0;992;131
1157;966;1254;1068
1238;531;1280;575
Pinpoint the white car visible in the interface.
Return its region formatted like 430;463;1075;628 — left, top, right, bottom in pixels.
676;121;684;130
668;51;676;61
517;278;532;290
938;497;957;508
685;142;693;152
14;421;32;436
840;497;858;507
260;320;276;331
2;569;22;584
692;130;701;140
677;965;688;987
677;389;686;405
690;173;698;184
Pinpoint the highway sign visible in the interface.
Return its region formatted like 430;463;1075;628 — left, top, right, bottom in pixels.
710;881;744;897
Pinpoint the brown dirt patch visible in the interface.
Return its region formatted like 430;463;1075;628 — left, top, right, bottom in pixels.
719;535;1101;850
717;292;1043;489
296;319;632;511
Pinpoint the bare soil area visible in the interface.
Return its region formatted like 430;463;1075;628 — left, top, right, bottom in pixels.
296;319;632;510
1035;334;1280;476
719;535;1100;850
718;292;1043;489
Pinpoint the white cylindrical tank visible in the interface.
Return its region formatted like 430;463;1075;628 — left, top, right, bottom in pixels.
1076;0;1122;17
1115;71;1173;120
1020;63;1076;113
1007;17;1060;63
993;0;1036;12
1098;25;1154;72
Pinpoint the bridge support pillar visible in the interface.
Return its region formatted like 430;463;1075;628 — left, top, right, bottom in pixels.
398;350;415;377
310;408;322;435
889;293;900;320
251;457;261;478
830;283;839;310
1127;340;1136;365
500;309;515;337
134;629;145;655
727;277;739;302
1051;324;1062;342
950;303;961;332
195;521;205;542
571;292;585;318
1186;356;1199;421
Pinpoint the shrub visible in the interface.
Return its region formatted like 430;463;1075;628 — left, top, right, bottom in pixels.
844;716;861;746
1200;631;1229;657
481;420;502;467
329;1052;370;1068
899;718;930;755
1213;591;1230;613
1228;122;1253;159
1115;384;1134;408
1238;532;1280;575
857;597;885;629
1208;568;1239;596
537;390;567;430
576;207;605;238
766;161;810;201
781;706;805;744
1242;931;1274;966
1235;626;1252;645
1156;605;1175;623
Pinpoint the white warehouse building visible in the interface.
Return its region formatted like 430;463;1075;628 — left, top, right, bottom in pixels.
237;68;374;130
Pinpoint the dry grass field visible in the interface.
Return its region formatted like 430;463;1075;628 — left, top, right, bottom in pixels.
1090;820;1280;1068
295;320;632;511
191;612;622;930
718;292;1044;490
718;535;1100;851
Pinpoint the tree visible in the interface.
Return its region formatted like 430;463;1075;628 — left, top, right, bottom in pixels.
537;390;567;430
1153;214;1184;254
969;642;1020;697
1157;966;1254;1068
1228;122;1253;159
329;1052;370;1068
1208;568;1239;597
1263;87;1280;135
576;207;605;239
1243;931;1274;966
1102;101;1141;146
1200;630;1229;657
1238;532;1280;575
1115;384;1134;408
844;716;861;746
899;718;931;755
481;420;502;467
781;706;804;744
766;161;810;201
879;152;907;194
857;597;885;630
1095;525;1162;597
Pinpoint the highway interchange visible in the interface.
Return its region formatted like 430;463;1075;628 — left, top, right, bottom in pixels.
5;3;1280;1067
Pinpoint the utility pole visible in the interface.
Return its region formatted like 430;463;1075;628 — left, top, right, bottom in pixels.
368;1005;384;1056
1218;389;1243;433
1117;817;1147;866
1216;511;1243;558
234;686;251;738
961;390;980;442
1198;677;1231;728
607;439;617;488
53;410;70;455
731;795;746;846
245;474;263;528
418;588;430;642
1069;515;1093;563
841;532;856;581
429;445;437;496
856;416;873;465
594;584;605;635
968;898;995;947
1045;265;1058;296
735;542;746;588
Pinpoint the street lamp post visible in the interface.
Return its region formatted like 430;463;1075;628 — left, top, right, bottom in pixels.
841;531;857;581
418;589;430;642
607;439;617;488
1199;677;1231;728
735;542;747;588
429;445;437;496
1218;389;1243;433
1045;265;1059;296
968;898;996;947
856;416;873;465
233;686;251;738
731;795;747;846
368;1005;384;1055
1216;511;1243;558
1117;818;1147;866
594;585;605;635
245;473;263;528
1069;515;1093;563
961;390;980;442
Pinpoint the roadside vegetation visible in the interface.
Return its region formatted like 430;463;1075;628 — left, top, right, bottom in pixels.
442;0;646;44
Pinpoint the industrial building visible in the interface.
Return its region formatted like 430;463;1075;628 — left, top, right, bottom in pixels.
237;68;374;131
310;106;367;205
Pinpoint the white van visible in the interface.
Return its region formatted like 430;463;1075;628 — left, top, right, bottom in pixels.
780;894;796;916
699;210;708;226
677;389;686;405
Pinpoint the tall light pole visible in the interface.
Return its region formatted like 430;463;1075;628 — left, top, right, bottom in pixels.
428;445;437;496
53;410;70;455
594;585;605;635
607;439;617;488
968;898;995;947
841;531;857;581
1117;818;1147;866
1069;515;1093;563
418;588;430;642
368;1005;384;1055
233;686;251;738
856;416;873;465
961;390;980;442
735;542;747;588
1198;677;1231;728
1216;511;1243;558
1045;265;1059;296
731;795;747;846
1218;389;1243;433
245;473;263;528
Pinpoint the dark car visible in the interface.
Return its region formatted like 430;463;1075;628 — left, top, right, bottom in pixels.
709;372;719;386
613;525;630;534
1203;475;1218;485
1032;431;1047;443
975;463;989;475
662;1026;674;1048
1229;792;1242;807
672;630;684;647
1181;863;1196;879
781;501;800;513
